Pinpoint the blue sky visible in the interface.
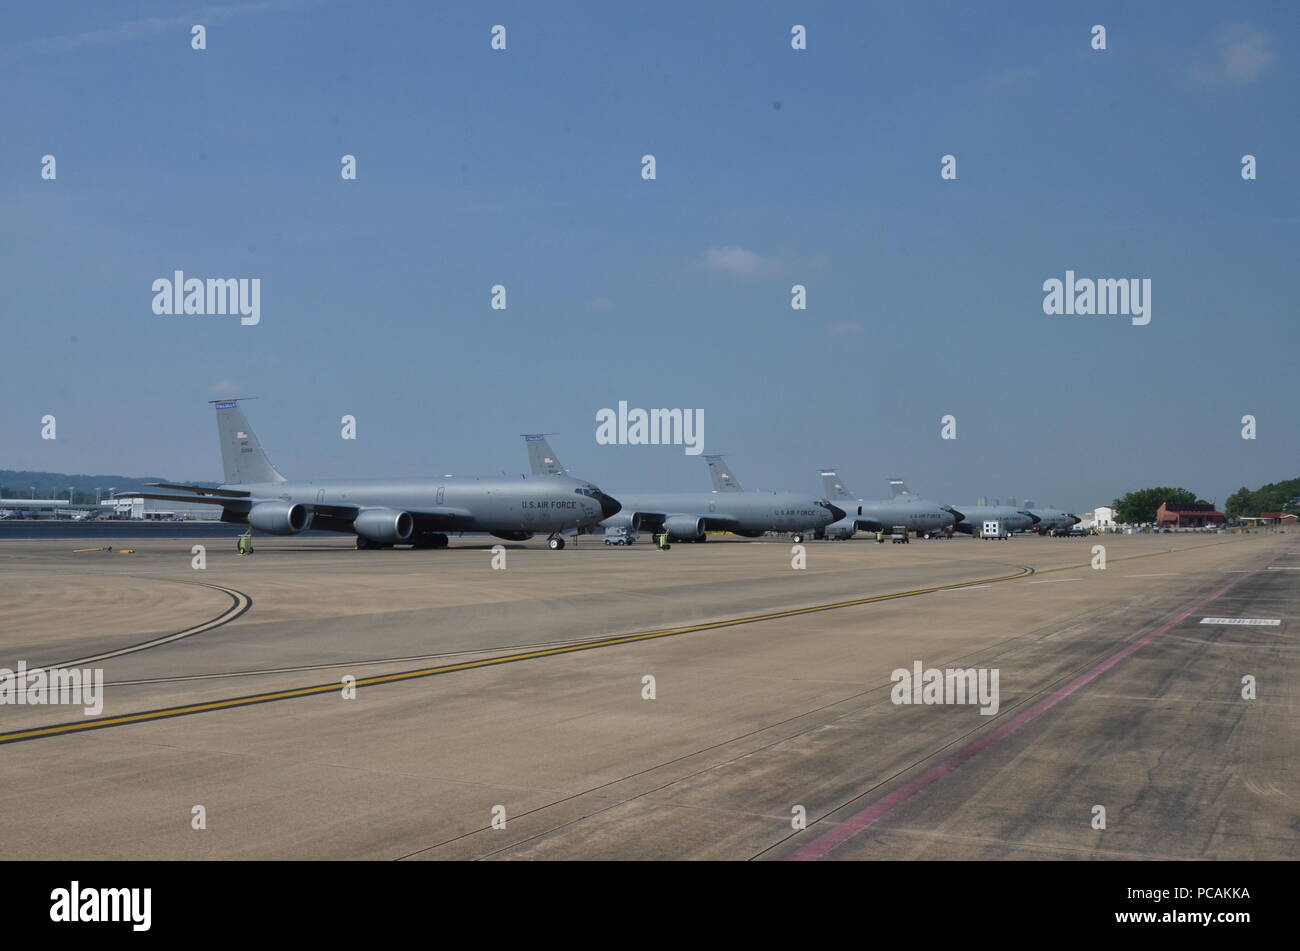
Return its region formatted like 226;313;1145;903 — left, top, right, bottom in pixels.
2;1;1296;509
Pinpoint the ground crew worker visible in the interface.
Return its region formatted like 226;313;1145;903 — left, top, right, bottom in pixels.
875;530;884;543
238;531;253;555
657;531;670;550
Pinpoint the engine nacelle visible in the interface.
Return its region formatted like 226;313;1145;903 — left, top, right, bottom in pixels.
663;515;705;539
247;500;312;535
353;508;414;543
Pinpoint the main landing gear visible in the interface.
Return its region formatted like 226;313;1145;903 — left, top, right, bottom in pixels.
548;534;566;550
410;532;449;549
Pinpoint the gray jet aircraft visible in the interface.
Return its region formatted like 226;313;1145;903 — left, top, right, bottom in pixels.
819;471;959;540
1027;508;1082;534
122;401;620;549
948;502;1039;535
523;440;843;543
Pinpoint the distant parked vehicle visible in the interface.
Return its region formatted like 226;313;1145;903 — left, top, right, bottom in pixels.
603;526;635;546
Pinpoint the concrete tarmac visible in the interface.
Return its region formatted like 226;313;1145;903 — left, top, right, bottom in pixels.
0;531;1294;860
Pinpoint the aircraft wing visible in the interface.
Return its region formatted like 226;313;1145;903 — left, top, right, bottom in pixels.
120;492;248;508
117;493;479;531
404;506;478;530
146;483;250;498
629;510;741;531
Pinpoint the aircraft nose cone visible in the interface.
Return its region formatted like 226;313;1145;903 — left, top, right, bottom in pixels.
596;491;621;519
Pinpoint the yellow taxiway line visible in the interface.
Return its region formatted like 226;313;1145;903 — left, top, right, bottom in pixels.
0;540;1240;746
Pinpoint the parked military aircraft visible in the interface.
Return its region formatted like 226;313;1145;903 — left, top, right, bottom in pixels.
818;472;959;539
522;440;843;543
948;502;1039;535
119;402;620;549
1028;508;1082;534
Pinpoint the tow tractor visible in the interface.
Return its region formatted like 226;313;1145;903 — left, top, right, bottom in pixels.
890;525;909;544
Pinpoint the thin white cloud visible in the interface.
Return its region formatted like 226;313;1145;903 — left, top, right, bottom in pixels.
699;246;776;277
209;379;244;397
1195;24;1277;85
0;0;333;63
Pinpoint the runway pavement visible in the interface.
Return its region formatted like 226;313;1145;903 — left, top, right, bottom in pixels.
0;530;1294;860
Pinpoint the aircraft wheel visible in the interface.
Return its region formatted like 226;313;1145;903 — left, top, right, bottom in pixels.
548;536;566;550
791;533;804;544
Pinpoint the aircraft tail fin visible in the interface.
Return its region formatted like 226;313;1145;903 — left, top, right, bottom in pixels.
819;468;855;500
522;434;566;476
888;478;913;498
212;399;287;485
704;454;743;492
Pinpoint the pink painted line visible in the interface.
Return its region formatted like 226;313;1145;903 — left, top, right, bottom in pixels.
788;558;1273;861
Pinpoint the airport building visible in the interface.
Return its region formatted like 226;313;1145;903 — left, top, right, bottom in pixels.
1085;506;1118;531
1155;502;1225;528
1241;512;1297;527
99;498;222;520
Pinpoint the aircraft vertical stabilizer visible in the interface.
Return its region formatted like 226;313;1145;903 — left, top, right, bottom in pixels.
888;479;914;498
819;469;855;500
522;434;566;476
704;454;743;492
212;399;286;485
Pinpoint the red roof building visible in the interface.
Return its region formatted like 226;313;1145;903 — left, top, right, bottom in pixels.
1155;502;1225;527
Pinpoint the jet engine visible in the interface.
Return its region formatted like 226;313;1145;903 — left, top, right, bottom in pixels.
353;508;414;544
663;515;706;539
247;500;312;535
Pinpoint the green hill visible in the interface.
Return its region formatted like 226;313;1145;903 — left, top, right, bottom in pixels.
0;470;213;505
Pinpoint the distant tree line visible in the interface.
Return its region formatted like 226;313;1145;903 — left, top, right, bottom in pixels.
1111;487;1207;525
0;469;212;505
1224;478;1300;518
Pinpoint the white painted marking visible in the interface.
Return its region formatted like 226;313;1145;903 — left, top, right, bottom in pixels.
1200;618;1281;626
1266;567;1300;570
1130;573;1179;577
